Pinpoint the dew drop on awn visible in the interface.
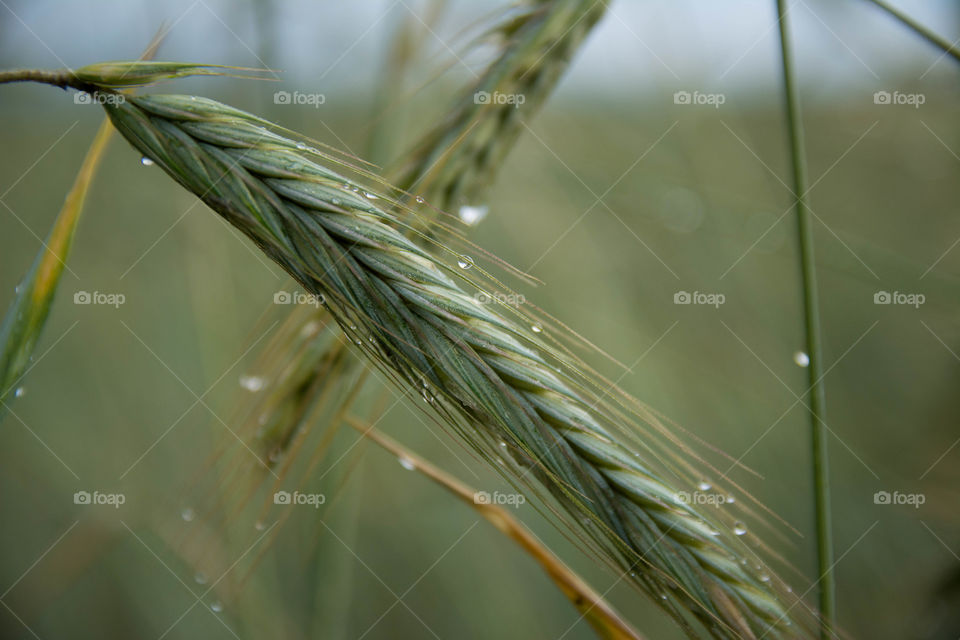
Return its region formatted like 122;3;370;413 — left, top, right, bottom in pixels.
239;375;265;392
458;204;488;226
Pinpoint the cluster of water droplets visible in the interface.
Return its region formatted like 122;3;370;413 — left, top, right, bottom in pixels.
338;182;378;201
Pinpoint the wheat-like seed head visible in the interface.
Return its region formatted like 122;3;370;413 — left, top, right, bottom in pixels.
240;0;611;471
94;91;809;639
391;0;607;217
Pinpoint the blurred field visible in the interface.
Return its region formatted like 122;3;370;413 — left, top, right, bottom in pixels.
1;2;959;638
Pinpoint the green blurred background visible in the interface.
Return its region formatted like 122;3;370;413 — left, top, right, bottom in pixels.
1;1;958;638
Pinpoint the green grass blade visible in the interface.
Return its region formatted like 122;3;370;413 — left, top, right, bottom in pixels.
0;119;113;410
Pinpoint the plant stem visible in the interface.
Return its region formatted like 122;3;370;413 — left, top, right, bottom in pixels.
0;68;77;88
862;0;960;64
775;1;834;637
343;415;646;640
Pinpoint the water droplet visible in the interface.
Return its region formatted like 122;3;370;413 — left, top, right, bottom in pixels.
140;156;154;166
458;204;489;226
364;192;378;200
698;481;711;491
733;522;747;536
301;321;321;336
13;387;25;398
793;351;810;367
726;495;735;504
210;601;223;613
295;142;307;150
660;593;668;600
254;521;265;531
457;255;474;270
350;186;359;193
531;324;543;334
239;375;265;392
194;572;207;585
398;456;416;471
14;284;22;294
658;187;705;233
415;196;425;204
331;198;341;206
499;440;507;448
181;507;195;522
268;447;282;463
759;573;770;583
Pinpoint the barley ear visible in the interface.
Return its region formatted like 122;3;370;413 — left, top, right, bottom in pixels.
91;91;809;639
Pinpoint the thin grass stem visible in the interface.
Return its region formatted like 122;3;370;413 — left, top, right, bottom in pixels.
862;0;960;64
775;2;834;637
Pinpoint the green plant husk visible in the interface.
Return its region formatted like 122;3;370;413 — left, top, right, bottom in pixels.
89;89;807;638
0;36;166;414
240;0;611;480
389;0;608;220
